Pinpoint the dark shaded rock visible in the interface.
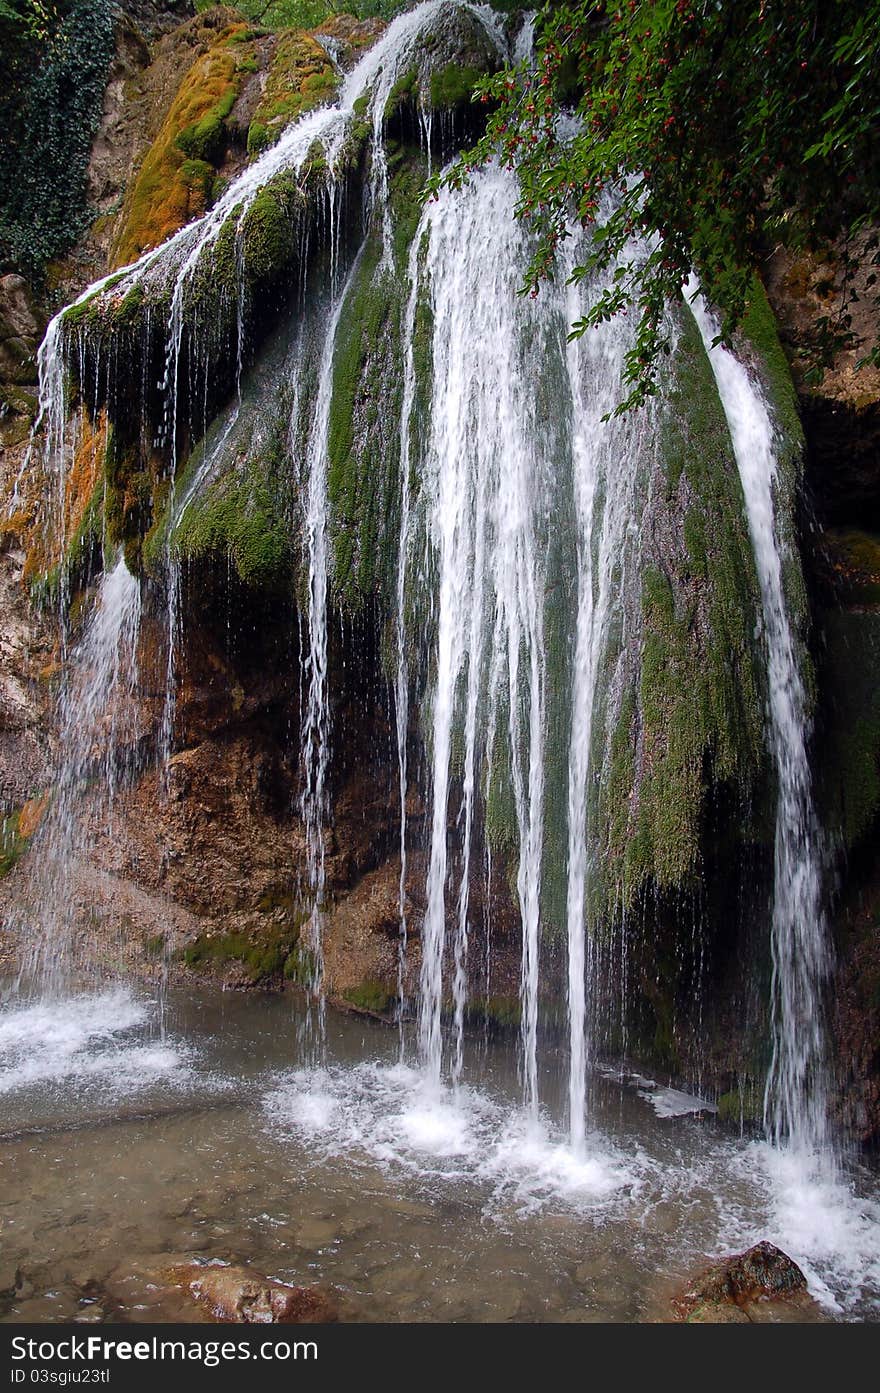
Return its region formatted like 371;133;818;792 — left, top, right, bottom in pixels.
805;396;880;530
0;275;46;387
122;2;196;43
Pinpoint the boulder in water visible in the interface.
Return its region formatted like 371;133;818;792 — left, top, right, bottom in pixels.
168;1261;339;1324
673;1241;822;1322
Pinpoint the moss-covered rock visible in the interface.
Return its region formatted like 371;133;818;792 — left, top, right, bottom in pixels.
246;30;338;156
818;608;880;848
342;979;394;1015
183;922;297;983
171;439;295;590
326;141;429;611
110;21;257;268
593;305;770;912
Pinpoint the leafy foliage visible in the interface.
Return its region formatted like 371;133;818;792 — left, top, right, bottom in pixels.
195;0;409;27
0;0;116;279
441;0;880;411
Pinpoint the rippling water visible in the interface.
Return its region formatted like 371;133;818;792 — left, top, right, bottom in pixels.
1;983;878;1323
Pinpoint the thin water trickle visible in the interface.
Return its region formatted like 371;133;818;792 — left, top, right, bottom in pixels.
689;286;831;1160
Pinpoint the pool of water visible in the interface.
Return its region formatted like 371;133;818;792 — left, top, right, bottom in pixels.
1;982;878;1323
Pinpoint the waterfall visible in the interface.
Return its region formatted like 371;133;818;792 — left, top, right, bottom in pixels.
19;555;142;995
16;0;835;1170
396;165;645;1131
560;248;646;1153
298;252;367;1027
394;232;423;1046
689;287;830;1156
403;164;548;1100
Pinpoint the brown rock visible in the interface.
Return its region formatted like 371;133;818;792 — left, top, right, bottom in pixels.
673;1241;823;1323
0;275;46;386
168;1262;339;1324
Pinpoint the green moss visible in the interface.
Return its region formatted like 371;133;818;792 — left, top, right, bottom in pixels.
342;980;394;1015
171;438;294;589
178;158;215;205
818;608;880;847
247;121;270;156
103;427;151;568
183;924;295;981
595;305;770;912
741;275;810;650
465;993;522;1031
240;173;297;284
246;29;338;157
326;145;428;611
741;276;803;452
283;943;316;985
176;87;236;163
383;66;418;120
0;811;27;879
111;27;253;267
717;1083;763;1125
428;64;482;110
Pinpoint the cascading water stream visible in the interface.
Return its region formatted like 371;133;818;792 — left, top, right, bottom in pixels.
403;164;549;1101
560;253;647;1154
689;287;830;1158
394;234;424;1049
395;160;649;1139
5;2;880;1321
18;554;142;997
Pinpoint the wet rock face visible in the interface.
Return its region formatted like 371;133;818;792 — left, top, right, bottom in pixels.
168;1261;339;1323
673;1242;822;1322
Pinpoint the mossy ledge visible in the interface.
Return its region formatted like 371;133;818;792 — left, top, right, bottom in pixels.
594;303;772;914
110;16;258;269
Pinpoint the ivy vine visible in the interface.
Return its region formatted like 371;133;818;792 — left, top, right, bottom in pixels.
0;0;117;281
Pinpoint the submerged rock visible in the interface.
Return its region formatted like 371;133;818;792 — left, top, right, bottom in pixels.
168;1261;340;1324
674;1241;822;1322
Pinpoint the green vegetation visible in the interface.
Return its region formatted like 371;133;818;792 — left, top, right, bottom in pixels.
717;1083;763;1126
443;0;880;411
326;141;428;609
183;924;297;981
464;993;522;1032
429;63;483;112
111;24;256;268
0;811;27;879
0;0;115;278
594;306;772;910
195;1;409;28
342;980;394;1014
171;440;295;590
246;29;338;156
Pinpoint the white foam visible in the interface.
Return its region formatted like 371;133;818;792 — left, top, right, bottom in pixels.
263;1062;639;1212
0;988;187;1097
709;1141;880;1315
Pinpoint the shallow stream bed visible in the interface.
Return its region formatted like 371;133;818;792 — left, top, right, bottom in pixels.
1;983;878;1323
